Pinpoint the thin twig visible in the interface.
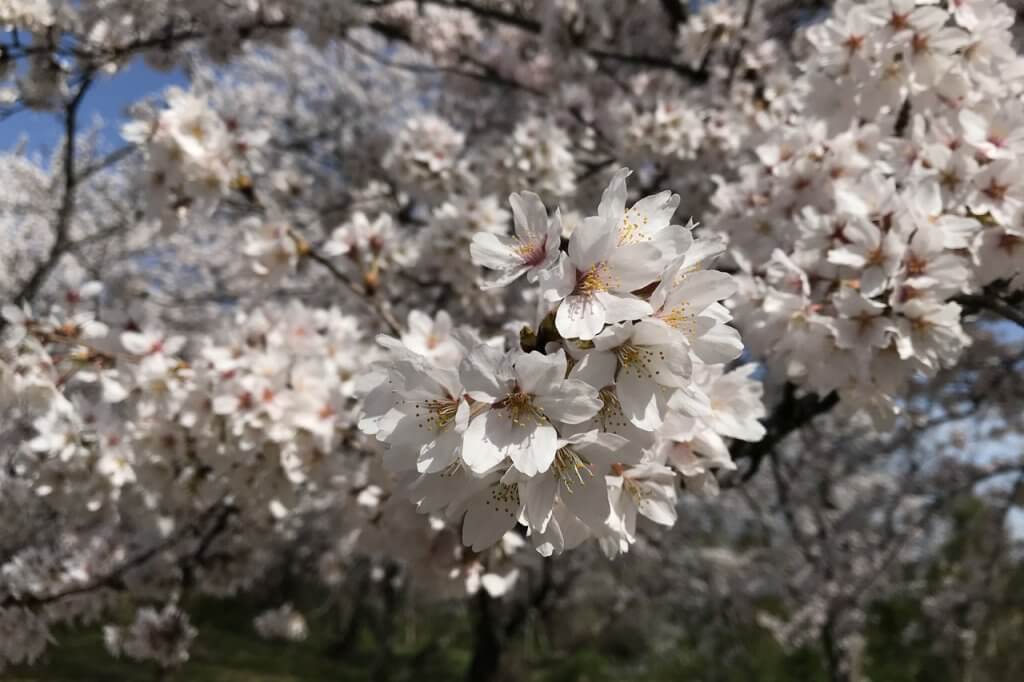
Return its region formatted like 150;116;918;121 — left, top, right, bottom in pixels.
302;243;402;336
2;73;94;332
955;293;1024;328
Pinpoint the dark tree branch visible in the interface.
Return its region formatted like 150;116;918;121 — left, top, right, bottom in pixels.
1;503;227;609
726;0;758;87
956;292;1024;328
728;383;840;484
428;0;541;32
300;239;403;335
1;73;94;332
587;47;710;83
658;0;690;25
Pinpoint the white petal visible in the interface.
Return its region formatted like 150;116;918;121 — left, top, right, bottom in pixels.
607;242;664;290
568;216;614;269
509;422;558;476
616;371;661;431
534;378;602;425
691;323;743;364
509;191;548;243
417;427;462;473
555;294;606;340
459;344;508;402
470;232;520;269
561;471;611;532
514;350;566;395
462;484;521;551
593;291;653;325
522;475;559;534
461;411;510;473
568;351;616;389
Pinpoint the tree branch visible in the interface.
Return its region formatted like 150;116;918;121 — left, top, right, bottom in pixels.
658;0;689;25
301;241;402;336
1;73;94;332
955;292;1024;328
1;503;227;609
727;383;840;484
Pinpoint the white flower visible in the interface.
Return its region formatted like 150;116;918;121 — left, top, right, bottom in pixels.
591;321;700;431
649;264;741;364
544;222;659;340
827;215;905;296
959;101;1024;161
460;473;524;552
396;310;461;365
893;299;970;370
470;191;561;288
459;347;601;476
597;168;692;257
519;430;629;536
360;357;470;474
603;461;679;556
830;287;896;362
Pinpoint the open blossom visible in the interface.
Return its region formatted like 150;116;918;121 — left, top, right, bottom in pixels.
828;214;906;296
661;363;767;475
470;191;561;288
649;261;742;364
518;431;630;536
893;299;970;370
583;321;696;431
460;346;601;476
360;353;470;475
543;217;660;340
540;171;693;340
602;460;679;556
830;287;896;362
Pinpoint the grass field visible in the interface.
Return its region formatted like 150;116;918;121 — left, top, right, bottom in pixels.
5;597;473;682
2;593;824;682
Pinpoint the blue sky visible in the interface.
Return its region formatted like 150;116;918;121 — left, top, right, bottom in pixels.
0;59;188;156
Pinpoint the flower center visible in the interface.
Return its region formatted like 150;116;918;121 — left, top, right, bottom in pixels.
516;240;547;267
658;302;695;335
574;263;613;296
905;254;928;276
619;208;650;245
496;389;545;426
553;447;593;491
597;388;631;432
414;398;459;432
616;343;665;380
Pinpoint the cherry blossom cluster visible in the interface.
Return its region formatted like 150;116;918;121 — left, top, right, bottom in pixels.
712;0;1024;422
253;603;308;642
0;290;384;666
123;87;267;228
317;491;529;603
0;278;543;666
361;169;766;557
0;1;371;109
104;604;197;669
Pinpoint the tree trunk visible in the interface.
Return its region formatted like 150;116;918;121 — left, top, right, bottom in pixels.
465;591;502;682
821;617;851;682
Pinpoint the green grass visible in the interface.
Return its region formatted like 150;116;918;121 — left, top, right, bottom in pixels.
6;595;469;682
6;624;375;682
1;592;845;682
